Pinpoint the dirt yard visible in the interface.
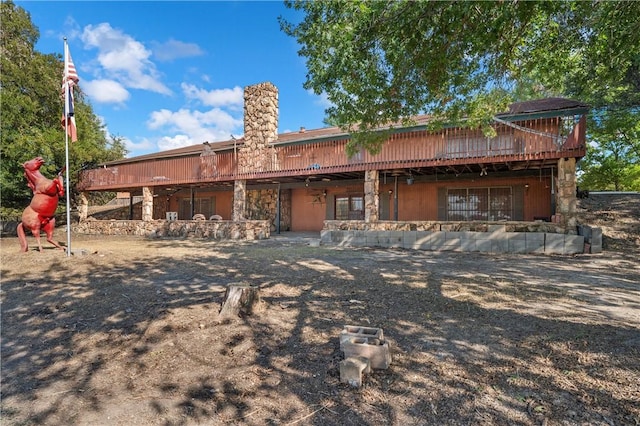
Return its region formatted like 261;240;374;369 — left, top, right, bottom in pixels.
1;194;639;426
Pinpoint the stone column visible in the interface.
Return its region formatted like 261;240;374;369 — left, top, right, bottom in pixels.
142;186;153;221
78;191;88;222
232;179;247;221
364;170;379;223
555;158;578;228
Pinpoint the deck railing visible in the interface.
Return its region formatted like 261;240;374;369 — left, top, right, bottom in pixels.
78;116;586;191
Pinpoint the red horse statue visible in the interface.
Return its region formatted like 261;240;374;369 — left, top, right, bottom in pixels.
17;157;66;252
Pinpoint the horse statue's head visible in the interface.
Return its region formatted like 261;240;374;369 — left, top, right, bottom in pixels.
23;157;45;172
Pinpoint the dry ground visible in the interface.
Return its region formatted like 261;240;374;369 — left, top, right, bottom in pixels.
1;194;639;426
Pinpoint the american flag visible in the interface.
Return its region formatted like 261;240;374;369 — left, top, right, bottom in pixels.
61;43;79;142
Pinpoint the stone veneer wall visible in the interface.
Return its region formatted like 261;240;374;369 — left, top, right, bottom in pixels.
556;158;578;228
73;219;270;240
246;188;291;231
322;220;600;254
238;82;279;174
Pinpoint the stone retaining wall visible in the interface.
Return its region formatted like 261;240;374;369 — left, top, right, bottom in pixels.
73;219;270;240
322;220;601;254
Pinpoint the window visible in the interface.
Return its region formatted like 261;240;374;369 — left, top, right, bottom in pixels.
447;187;512;221
335;195;364;220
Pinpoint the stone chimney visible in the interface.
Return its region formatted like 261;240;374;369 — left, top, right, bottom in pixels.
238;82;279;174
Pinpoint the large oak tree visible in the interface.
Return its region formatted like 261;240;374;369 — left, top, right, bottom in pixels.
281;0;640;189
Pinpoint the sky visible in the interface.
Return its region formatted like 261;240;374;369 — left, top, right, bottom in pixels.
16;1;330;158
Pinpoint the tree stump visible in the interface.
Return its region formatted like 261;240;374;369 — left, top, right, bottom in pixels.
219;283;262;318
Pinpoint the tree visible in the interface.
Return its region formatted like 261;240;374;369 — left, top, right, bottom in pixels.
0;0;128;214
281;0;640;176
578;108;640;191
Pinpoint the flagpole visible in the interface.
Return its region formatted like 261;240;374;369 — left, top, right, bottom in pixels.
63;38;72;257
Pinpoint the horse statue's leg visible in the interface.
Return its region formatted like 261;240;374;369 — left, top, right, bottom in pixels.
42;219;65;251
28;224;44;252
16;222;29;252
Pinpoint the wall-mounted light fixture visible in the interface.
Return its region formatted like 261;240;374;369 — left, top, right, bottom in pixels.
406;172;414;185
388;189;393;194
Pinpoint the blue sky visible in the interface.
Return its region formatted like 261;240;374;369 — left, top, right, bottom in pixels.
17;1;330;158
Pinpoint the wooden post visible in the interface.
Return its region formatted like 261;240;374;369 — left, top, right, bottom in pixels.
219;282;262;318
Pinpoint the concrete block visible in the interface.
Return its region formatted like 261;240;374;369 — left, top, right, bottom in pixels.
564;235;585;254
403;231;417;249
430;232;446;250
331;230;346;243
346;236;366;247
340;356;371;387
366;231;380;246
508;233;527;253
413;231;434;250
490;234;509;253
460;234;476;251
577;225;592;239
342;337;391;369
545;233;564;254
488;224;507;234
320;230;332;244
388;231;404;248
475;238;492;253
340;325;384;350
525;232;545;254
590;228;603;253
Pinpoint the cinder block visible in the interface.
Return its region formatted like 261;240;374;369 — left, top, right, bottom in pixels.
320;230;333;244
342;337;391;369
403;231;417;249
340;325;384;350
340;356;371;387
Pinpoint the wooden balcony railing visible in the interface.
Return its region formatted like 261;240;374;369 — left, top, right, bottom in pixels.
77;116;586;191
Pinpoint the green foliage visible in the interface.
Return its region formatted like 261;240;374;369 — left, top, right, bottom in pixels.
578;107;640;191
0;0;128;210
282;0;640;181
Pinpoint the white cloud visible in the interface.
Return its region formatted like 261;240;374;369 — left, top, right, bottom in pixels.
310;89;332;109
126;137;157;157
82;79;130;103
151;39;205;62
81;23;171;95
182;84;243;108
147;107;243;151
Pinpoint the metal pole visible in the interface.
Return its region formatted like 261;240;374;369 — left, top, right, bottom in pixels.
394;176;398;221
276;184;281;234
63;38;72;257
